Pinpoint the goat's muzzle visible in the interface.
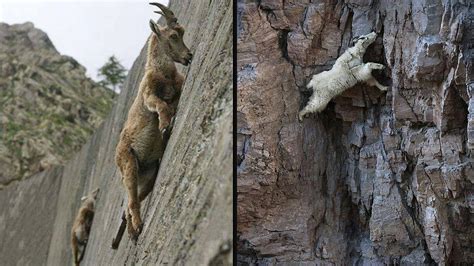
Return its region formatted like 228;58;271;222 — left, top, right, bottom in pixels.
183;52;193;66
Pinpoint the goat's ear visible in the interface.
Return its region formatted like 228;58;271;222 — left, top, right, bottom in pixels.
81;196;87;201
91;188;100;198
149;20;161;36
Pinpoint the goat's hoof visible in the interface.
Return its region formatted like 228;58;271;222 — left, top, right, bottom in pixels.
162;128;171;140
133;221;143;234
137;223;143;233
130;215;143;234
368;63;385;70
159;122;168;131
131;233;139;244
128;224;142;243
298;113;303;122
134;229;142;242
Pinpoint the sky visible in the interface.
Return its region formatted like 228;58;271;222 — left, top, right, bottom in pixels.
0;0;169;81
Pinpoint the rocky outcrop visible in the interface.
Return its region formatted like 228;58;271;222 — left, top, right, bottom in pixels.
0;0;231;265
237;0;473;265
0;22;116;185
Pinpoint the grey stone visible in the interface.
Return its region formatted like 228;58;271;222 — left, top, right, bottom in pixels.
237;0;474;264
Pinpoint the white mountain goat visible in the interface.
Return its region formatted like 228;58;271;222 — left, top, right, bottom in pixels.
299;32;388;121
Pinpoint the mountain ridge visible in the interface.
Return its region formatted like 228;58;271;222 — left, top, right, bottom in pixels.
0;22;116;186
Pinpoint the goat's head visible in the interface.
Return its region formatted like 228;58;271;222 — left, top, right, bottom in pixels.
352;31;377;49
149;2;193;66
81;188;100;208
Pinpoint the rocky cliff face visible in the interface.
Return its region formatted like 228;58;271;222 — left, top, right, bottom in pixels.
237;0;473;265
0;0;232;265
0;22;116;185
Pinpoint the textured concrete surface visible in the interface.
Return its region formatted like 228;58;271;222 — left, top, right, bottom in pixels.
0;0;232;265
0;167;62;265
237;0;473;265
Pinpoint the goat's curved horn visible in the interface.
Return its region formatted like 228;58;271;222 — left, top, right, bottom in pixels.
149;2;177;27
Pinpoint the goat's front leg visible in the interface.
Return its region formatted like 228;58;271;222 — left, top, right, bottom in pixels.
364;63;388;91
366;62;385;70
143;87;172;132
170;73;185;126
174;72;184;96
365;76;388;91
353;63;388;91
170;73;184;119
161;73;185;139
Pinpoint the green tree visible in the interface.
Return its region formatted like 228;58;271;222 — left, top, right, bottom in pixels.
98;56;127;92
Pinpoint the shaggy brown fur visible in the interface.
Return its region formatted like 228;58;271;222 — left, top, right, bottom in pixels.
114;2;192;242
71;188;99;266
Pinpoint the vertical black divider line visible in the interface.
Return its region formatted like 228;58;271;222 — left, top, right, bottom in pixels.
232;0;238;263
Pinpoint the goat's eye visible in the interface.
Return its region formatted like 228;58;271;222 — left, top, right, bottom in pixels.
171;34;178;39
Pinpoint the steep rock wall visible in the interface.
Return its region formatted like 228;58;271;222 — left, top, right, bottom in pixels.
0;0;232;265
237;0;473;265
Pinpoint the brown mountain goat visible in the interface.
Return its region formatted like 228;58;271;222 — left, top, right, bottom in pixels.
113;2;192;245
71;188;99;265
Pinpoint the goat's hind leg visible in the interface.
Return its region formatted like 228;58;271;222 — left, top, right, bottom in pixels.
298;98;328;121
126;164;158;242
299;104;315;121
72;234;80;265
138;165;159;202
125;209;137;241
116;142;143;239
298;106;310;121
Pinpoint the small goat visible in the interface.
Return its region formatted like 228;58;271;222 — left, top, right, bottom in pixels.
299;32;388;120
71;188;99;266
114;2;192;243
